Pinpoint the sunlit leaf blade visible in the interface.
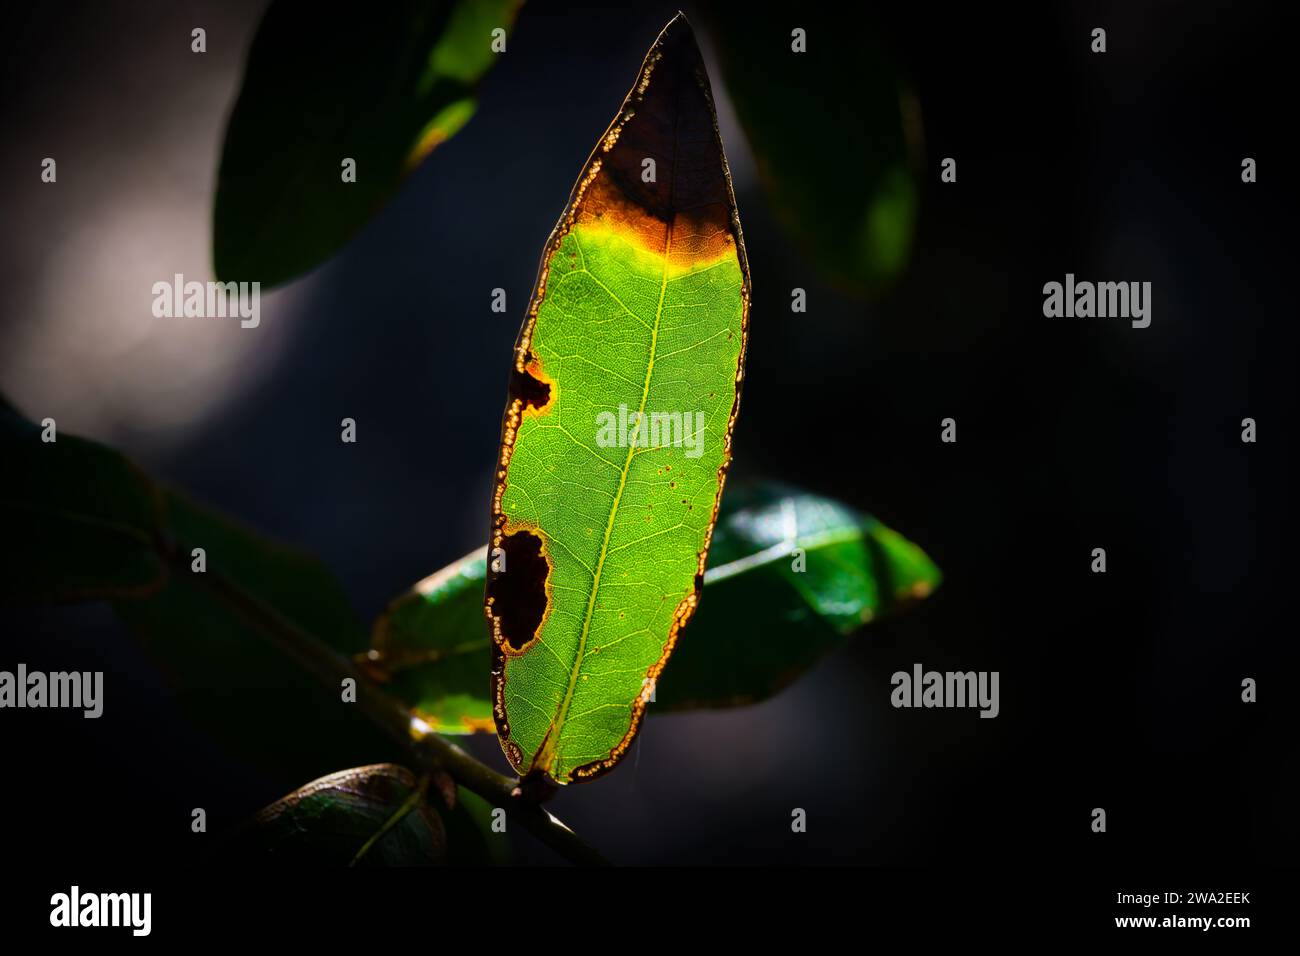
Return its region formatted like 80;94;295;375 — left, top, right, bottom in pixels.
1;397;398;780
213;0;520;287
703;6;920;293
222;764;445;866
486;14;751;784
370;484;938;728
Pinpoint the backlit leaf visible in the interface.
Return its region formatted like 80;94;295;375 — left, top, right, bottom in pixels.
367;484;939;729
485;15;750;784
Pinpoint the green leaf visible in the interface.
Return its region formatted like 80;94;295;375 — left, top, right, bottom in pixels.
657;483;940;708
442;785;512;866
213;0;520;287
369;482;939;726
1;398;399;780
365;548;496;734
0;401;166;604
485;15;750;784
222;764;445;866
703;6;920;294
114;490;401;780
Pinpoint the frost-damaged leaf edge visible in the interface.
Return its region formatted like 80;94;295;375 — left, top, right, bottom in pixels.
485;12;752;785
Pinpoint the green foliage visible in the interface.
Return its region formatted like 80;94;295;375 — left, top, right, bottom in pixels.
6;8;941;864
112;490;401;781
367;549;495;734
0;397;165;604
368;483;939;728
222;764;446;866
213;0;519;287
486;15;749;784
2;398;397;781
658;483;940;708
704;5;921;293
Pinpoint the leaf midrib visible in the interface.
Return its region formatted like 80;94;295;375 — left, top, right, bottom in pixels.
537;210;674;774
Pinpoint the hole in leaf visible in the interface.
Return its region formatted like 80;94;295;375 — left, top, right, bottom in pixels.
489;530;550;651
510;356;551;411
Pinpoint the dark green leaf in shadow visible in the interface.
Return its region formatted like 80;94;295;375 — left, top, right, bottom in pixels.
113;490;402;780
214;0;521;287
702;6;922;294
656;482;940;708
222;764;445;866
363;482;939;729
442;785;512;866
1;397;399;780
0;401;165;604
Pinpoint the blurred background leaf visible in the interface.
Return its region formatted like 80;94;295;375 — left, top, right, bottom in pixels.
701;4;922;295
2;396;401;781
364;481;940;730
220;764;446;866
214;0;521;287
0;397;166;603
112;488;404;781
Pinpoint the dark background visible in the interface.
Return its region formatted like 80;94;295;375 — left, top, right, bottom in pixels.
1;0;1294;873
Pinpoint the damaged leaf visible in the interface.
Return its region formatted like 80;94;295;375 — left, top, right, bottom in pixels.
486;14;750;784
368;483;939;728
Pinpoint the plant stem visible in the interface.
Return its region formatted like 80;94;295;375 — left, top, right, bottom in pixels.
185;558;610;866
